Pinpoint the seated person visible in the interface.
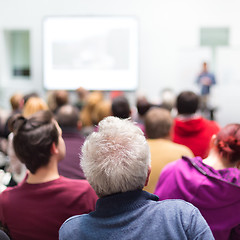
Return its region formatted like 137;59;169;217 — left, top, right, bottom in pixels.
112;95;145;134
154;124;240;240
173;91;220;158
143;107;194;193
7;96;49;186
59;116;214;240
56;104;85;179
80;91;104;137
0;110;97;240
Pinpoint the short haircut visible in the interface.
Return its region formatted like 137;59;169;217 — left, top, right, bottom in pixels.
81;116;150;197
111;96;130;119
10;93;23;110
215;123;240;163
136;97;151;116
145;107;172;139
176;91;199;114
55;90;69;107
55;104;79;128
9;110;59;174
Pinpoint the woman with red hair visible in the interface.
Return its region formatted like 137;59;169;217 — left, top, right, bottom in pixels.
154;124;240;240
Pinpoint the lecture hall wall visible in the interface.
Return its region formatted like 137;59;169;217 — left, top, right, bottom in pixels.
0;0;240;126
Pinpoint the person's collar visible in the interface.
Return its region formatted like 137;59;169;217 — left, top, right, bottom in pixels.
91;190;158;217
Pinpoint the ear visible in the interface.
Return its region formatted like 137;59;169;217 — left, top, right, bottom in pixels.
144;166;151;187
236;161;240;169
50;142;58;155
77;121;82;130
210;134;217;148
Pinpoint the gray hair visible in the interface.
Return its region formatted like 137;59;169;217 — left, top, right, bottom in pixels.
81;116;150;197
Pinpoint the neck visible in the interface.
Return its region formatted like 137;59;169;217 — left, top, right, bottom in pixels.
27;158;60;184
177;113;200;120
203;149;237;170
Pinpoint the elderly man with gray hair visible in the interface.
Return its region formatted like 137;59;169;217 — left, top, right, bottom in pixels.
59;116;214;240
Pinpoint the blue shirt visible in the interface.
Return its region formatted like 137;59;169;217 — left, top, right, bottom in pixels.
197;72;216;95
59;190;214;240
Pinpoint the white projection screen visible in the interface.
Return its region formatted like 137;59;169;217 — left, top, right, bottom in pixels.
43;16;139;90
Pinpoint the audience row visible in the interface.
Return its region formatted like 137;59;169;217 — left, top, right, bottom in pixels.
0;88;238;240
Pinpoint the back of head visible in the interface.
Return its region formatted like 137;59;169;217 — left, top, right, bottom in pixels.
56;104;79;128
23;97;49;118
81;116;150;197
10;93;23;111
23;92;39;105
215;124;240;163
136;96;151;116
76;87;88;100
54;90;69;108
80;91;103;126
9;110;59;174
145;107;172;139
92;100;111;124
111;96;131;119
160;88;176;111
176;91;199;115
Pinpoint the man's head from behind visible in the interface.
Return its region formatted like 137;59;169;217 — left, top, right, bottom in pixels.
55;104;80;129
9;110;62;174
81;116;150;197
111;96;131;119
145;107;173;139
176;91;199;115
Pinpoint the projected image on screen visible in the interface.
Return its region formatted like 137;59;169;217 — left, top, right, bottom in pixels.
43;17;138;90
52;29;129;70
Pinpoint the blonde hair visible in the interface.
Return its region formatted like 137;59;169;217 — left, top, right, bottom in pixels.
92;100;112;124
80;91;103;126
23;97;49;118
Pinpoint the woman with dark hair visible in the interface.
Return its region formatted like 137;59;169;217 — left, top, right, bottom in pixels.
154;124;240;240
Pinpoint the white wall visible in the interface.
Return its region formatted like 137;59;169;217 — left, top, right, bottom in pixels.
0;0;240;126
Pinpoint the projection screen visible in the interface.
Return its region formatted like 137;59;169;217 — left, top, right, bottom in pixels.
43;16;139;90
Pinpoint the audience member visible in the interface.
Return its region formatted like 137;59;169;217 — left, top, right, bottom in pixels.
111;95;131;119
7;96;49;185
134;95;152;125
23;92;39;105
158;88;176;111
112;95;145;134
56;104;85;179
143;108;194;193
154;123;240;240
2;93;23;139
75;87;89;111
0;110;97;240
59;116;214;240
173;91;220;158
92;100;112;125
53;90;69;114
80;91;103;136
23;96;49;117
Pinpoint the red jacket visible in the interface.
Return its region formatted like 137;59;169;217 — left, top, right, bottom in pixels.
173;117;220;158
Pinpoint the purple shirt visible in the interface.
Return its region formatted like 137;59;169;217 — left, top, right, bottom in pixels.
58;130;85;179
154;156;240;240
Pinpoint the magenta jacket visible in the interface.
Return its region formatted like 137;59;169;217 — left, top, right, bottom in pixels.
154;156;240;240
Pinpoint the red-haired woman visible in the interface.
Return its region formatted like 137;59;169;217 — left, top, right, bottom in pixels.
154;124;240;240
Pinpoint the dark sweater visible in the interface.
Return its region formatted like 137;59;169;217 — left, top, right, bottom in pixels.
59;190;214;240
